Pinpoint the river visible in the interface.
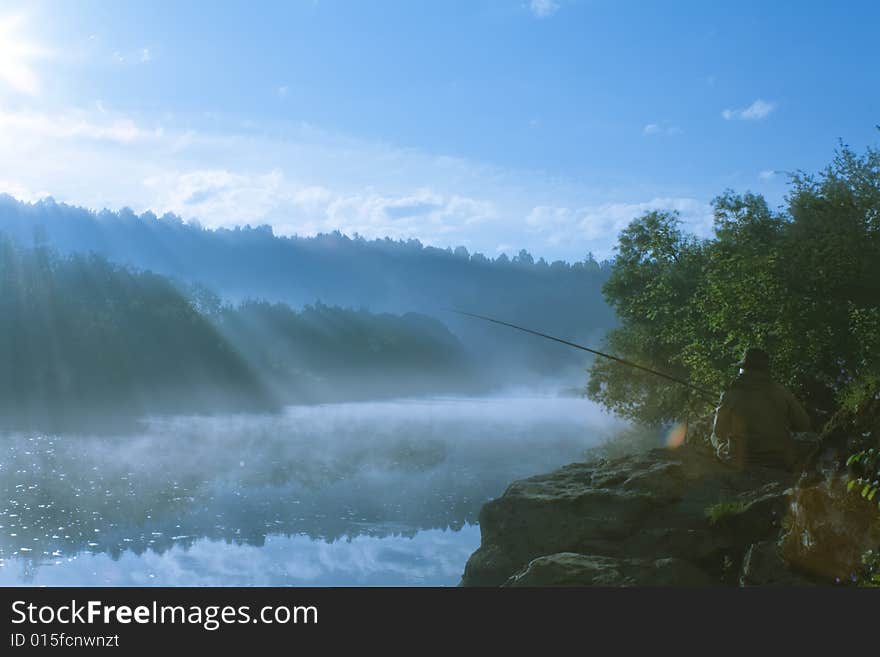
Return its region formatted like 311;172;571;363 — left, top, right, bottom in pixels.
0;395;623;586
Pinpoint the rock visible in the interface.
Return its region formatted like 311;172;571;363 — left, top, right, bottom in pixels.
461;445;825;587
781;478;880;582
739;541;816;586
703;481;790;539
505;552;717;587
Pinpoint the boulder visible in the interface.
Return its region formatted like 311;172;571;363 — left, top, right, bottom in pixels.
505;552;717;587
781;478;880;582
739;541;815;586
461;445;840;586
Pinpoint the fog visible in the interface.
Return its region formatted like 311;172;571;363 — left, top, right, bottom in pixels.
0;196;617;383
0;395;625;586
0;227;630;585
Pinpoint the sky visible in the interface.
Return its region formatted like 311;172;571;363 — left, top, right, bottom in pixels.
0;0;877;261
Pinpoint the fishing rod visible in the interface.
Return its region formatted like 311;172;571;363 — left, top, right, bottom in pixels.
449;309;718;402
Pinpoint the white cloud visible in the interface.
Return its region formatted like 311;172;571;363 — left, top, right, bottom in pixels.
0;105;713;262
758;169;777;180
526;197;713;256
277;85;289;98
142;168;287;224
320;190;498;239
138;166;501;248
530;0;560;19
0;109;160;144
112;46;154;65
643;122;682;136
721;99;776;121
0;179;49;203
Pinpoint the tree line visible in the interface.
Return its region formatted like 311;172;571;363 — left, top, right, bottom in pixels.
0;196;616;378
0;237;472;431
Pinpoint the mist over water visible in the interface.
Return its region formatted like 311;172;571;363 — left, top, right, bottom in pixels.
0;395;623;586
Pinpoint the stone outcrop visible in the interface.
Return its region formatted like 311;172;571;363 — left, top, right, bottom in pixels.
506;553;717;587
460;445;880;586
782;480;880;582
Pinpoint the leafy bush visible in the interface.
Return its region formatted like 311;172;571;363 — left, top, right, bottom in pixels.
858;549;880;586
846;449;880;507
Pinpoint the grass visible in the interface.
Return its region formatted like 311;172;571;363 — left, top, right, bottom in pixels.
705;500;749;526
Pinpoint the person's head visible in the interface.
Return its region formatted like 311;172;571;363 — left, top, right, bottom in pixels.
737;347;770;373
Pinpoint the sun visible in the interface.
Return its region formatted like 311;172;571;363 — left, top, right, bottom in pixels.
0;13;50;95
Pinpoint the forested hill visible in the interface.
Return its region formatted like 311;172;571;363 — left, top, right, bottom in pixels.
0;195;617;377
0;237;473;431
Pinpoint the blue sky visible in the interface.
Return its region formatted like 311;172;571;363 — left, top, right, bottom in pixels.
0;0;877;261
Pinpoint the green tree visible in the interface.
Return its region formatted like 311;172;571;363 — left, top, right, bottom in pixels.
587;141;880;429
586;210;707;424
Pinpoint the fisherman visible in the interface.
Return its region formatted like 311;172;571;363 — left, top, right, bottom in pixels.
711;347;813;470
452;311;818;469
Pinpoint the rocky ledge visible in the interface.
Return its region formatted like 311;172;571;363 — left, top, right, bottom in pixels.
460;445;880;586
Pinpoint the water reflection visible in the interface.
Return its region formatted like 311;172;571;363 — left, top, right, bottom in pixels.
0;396;620;585
0;526;482;586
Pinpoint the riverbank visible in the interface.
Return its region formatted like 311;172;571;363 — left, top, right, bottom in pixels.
460;444;880;586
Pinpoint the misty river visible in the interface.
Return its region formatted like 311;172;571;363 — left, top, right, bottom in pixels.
0;395;623;586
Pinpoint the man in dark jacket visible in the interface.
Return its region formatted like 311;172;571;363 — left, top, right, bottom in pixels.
711;348;812;470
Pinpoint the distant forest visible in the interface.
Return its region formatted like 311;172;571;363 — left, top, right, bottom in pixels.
0;236;472;431
0;195;616;378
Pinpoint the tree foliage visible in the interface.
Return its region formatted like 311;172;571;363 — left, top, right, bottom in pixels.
205;298;476;403
0;239;475;431
587;142;880;428
0;236;268;429
0;195;616;377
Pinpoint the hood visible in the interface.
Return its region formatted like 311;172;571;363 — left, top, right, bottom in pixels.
730;370;774;391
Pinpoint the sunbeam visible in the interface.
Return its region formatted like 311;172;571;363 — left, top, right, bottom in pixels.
0;13;50;96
